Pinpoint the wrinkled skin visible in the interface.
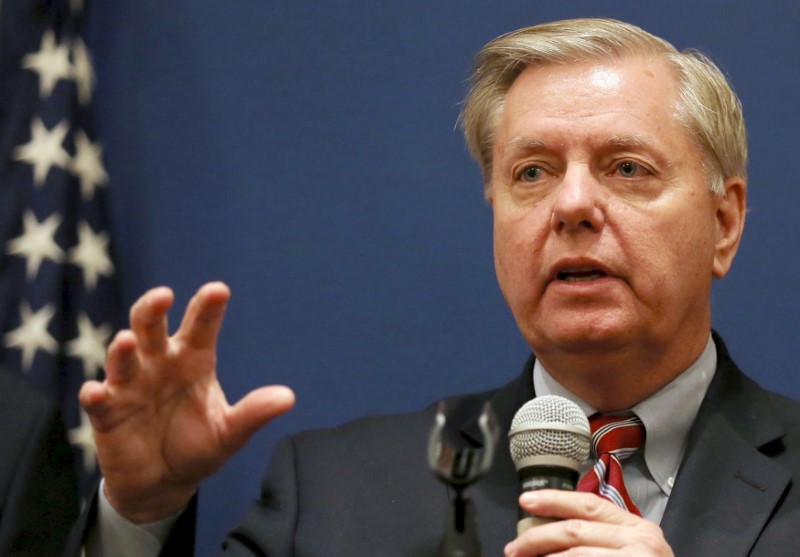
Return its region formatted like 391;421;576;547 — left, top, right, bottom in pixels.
490;56;745;555
80;282;295;522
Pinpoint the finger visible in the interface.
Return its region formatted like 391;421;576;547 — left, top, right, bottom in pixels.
506;491;646;556
176;282;231;350
79;380;115;428
105;330;141;386
519;490;639;526
79;380;109;411
506;517;630;556
130;286;174;354
223;385;296;453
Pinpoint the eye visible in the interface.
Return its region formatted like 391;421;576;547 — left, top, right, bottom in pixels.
616;161;646;178
519;165;542;182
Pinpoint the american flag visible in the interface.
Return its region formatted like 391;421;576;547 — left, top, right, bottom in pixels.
0;0;121;494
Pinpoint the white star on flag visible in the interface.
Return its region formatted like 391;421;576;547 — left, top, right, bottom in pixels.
67;313;112;380
68;410;97;474
5;210;64;279
14;118;72;186
22;30;72;98
1;2;123;494
68;221;114;290
71;130;107;200
70;38;95;106
3;302;58;371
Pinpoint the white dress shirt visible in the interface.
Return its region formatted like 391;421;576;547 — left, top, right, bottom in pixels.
533;334;717;523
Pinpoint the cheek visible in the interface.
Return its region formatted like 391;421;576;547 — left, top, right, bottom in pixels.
493;211;545;294
622;210;716;303
492;220;518;287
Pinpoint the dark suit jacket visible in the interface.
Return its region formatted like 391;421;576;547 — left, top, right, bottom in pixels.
71;334;800;555
0;369;79;557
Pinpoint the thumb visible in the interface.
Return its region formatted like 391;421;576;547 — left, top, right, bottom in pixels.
225;385;296;452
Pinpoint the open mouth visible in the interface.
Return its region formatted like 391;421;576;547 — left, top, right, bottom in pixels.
557;270;607;283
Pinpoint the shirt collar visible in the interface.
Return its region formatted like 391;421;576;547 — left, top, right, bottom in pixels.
532;334;717;496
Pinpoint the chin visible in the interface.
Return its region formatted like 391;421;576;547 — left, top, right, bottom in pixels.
524;316;638;354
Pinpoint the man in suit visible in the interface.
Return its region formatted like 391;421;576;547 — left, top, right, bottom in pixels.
76;18;800;556
0;368;79;556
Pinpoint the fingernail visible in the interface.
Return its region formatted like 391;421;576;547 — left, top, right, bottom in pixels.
520;491;540;505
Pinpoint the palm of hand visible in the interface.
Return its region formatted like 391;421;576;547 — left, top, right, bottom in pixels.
81;283;295;522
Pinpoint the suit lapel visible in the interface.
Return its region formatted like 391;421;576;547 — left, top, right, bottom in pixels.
450;341;793;556
661;337;791;556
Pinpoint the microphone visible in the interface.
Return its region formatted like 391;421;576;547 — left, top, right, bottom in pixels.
508;395;591;534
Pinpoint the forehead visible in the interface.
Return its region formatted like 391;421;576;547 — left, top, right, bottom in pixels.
495;56;688;151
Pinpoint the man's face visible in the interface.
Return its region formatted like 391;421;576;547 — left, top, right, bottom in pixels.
490;57;742;381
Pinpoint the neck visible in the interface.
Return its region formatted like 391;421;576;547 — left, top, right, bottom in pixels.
535;333;710;412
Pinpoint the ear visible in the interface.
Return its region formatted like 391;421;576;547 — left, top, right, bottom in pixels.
712;177;746;278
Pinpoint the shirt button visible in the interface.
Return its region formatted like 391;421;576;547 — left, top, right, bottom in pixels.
667;477;675;488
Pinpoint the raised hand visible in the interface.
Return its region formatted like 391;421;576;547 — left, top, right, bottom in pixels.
79;282;295;523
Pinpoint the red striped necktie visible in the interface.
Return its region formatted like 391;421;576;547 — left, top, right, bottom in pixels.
577;413;646;516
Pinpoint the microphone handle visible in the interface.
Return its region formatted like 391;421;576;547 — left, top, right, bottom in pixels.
517;464;579;535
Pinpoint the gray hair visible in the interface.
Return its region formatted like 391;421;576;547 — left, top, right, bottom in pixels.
459;18;747;198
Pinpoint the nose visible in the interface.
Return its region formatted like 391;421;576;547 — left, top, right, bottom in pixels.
550;166;605;233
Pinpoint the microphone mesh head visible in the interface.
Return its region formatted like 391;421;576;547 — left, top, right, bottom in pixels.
509;395;591;467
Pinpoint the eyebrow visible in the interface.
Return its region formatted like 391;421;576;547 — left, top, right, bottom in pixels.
499;134;669;166
505;136;548;149
602;135;672;169
503;134;658;153
602;135;657;152
500;137;550;159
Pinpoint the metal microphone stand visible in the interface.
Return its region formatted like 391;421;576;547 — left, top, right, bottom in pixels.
428;401;499;557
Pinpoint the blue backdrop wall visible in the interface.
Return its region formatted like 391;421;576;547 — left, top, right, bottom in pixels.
85;1;800;553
